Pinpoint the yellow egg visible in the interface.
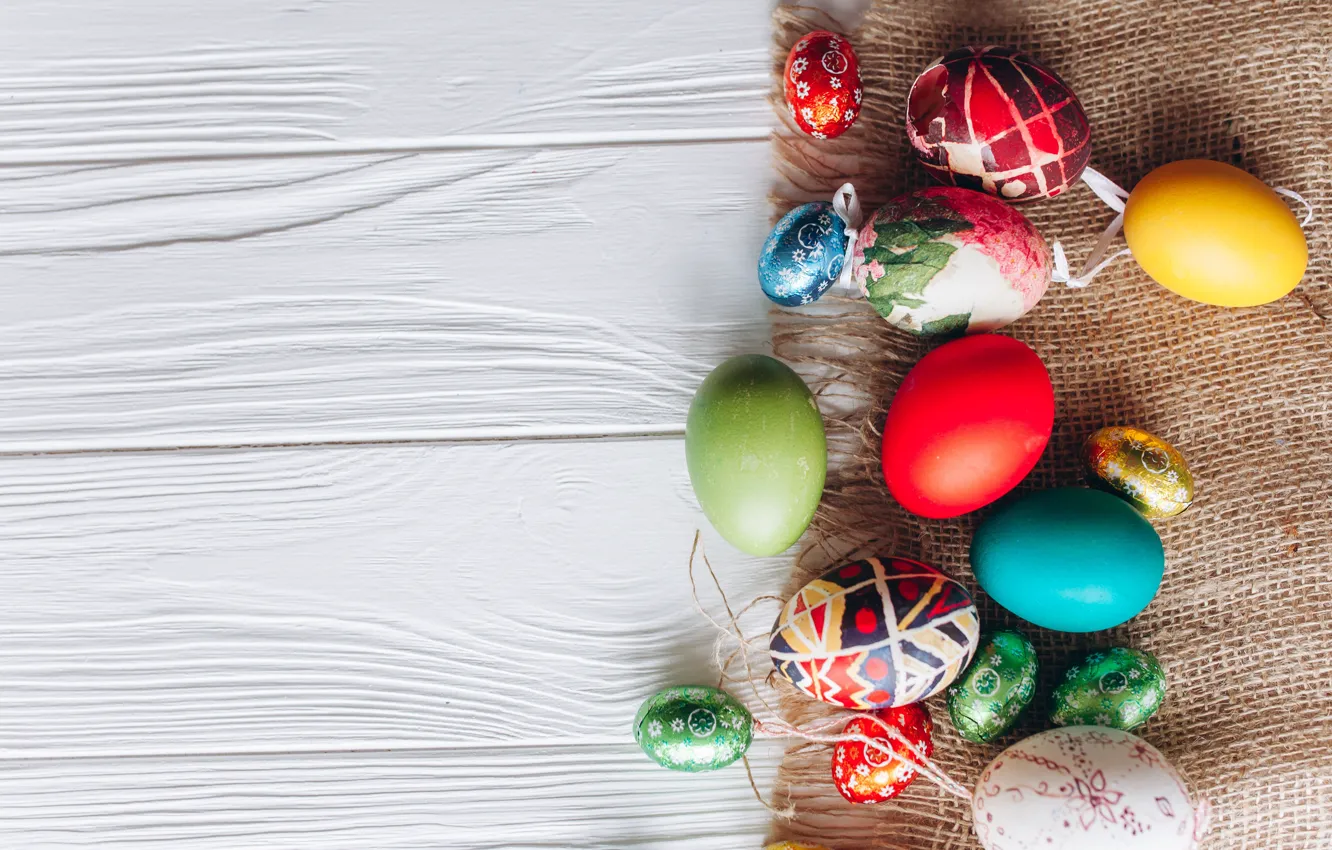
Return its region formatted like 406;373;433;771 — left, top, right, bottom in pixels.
1123;159;1307;307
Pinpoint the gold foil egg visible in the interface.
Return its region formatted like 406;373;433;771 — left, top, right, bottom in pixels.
1082;426;1194;519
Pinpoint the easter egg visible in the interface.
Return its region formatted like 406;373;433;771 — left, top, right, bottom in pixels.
832;703;934;804
946;629;1038;743
784;31;861;140
686;355;826;557
907;46;1091;201
1123;159;1308;307
971;727;1204;850
1083;426;1194;519
759;202;847;306
1052;647;1167;731
770;556;980;709
851;187;1050;336
632;685;753;772
765;844;832;850
882;334;1053;518
971;488;1165;632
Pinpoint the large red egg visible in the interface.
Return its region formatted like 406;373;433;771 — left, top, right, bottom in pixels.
784;31;861;140
881;334;1053;518
832;703;933;804
907;46;1090;201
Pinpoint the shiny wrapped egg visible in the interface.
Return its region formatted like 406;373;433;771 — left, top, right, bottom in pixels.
907;46;1091;201
852;187;1050;335
1083;427;1194;519
632;685;753;772
784;31;861;139
765;843;832;850
759;202;847;306
1051;647;1167;731
946;629;1038;743
770;556;980;709
832;703;933;804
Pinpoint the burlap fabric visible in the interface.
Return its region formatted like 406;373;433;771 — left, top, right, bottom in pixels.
764;3;1332;848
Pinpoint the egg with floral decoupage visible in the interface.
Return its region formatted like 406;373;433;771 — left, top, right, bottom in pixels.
832;703;934;804
784;31;862;139
759;202;847;305
633;685;753;772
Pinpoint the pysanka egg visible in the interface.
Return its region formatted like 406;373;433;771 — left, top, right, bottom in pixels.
633;685;753;772
907;46;1091;201
1052;647;1167;731
832;703;933;804
1083;426;1194;519
784;31;862;140
852;187;1050;335
946;629;1038;743
759;202;847;305
770;556;980;710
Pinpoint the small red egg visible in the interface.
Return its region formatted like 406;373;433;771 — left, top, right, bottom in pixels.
881;334;1053;518
832;703;934;804
783;31;861;140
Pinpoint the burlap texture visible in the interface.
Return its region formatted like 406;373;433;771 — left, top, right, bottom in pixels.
764;3;1332;849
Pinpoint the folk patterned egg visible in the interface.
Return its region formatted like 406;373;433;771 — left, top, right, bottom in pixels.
1083;427;1194;519
832;703;933;804
947;629;1038;743
1051;647;1167;731
632;685;753;772
759;201;847;306
851;186;1050;336
907;46;1091;201
784;31;861;140
770;556;980;710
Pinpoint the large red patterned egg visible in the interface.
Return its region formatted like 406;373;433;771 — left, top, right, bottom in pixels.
832;703;934;804
784;31;861;140
770;556;979;710
907;46;1090;201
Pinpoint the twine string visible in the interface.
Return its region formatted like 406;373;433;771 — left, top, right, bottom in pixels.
831;181;864;297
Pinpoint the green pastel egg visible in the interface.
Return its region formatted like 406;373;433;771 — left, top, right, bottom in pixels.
946;629;1038;743
1051;646;1166;731
633;685;753;772
686;355;826;556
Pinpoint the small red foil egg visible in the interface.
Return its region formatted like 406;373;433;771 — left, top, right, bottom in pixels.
832;704;934;804
784;31;861;140
907;46;1090;201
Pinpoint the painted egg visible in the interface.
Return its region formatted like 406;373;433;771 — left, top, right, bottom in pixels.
685;355;826;557
882;334;1053;518
832;703;934;804
1052;647;1167;731
972;727;1204;850
907;46;1091;202
770;556;980;709
852;187;1050;335
946;629;1038;743
1123;159;1307;307
759;202;847;306
765;843;832;850
971;488;1165;633
784;31;862;140
632;685;753;772
1083;427;1194;519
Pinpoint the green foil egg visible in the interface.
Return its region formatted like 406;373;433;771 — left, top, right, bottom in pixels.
1051;646;1166;731
633;685;753;772
946;629;1038;743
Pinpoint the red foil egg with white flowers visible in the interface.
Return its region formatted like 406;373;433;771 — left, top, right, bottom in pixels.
907;46;1090;201
832;703;934;804
784;31;861;140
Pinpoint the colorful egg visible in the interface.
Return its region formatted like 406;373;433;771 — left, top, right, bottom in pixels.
972;727;1205;850
770;556;980;709
907;46;1091;201
851;187;1050;335
1123;159;1308;307
946;629;1038;743
1083;427;1194;519
832;703;934;804
759;202;847;306
685;355;826;556
1052;647;1167;731
971;488;1165;633
882;334;1053;518
765;843;832;850
632;685;753;772
784;31;862;140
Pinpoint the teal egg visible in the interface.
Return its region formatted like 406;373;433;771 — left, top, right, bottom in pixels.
1051;646;1167;731
632;685;753;772
971;488;1164;632
685;355;826;556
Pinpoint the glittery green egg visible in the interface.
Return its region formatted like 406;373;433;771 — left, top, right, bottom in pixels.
945;629;1038;743
1051;646;1166;731
632;685;753;772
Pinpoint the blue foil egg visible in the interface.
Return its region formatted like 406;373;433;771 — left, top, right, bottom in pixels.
758;202;847;306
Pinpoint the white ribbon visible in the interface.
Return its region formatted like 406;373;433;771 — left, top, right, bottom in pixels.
831;181;864;297
1275;187;1314;227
